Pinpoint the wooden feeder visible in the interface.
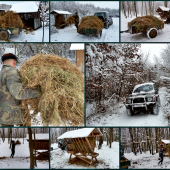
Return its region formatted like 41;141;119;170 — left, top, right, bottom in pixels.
156;6;170;23
58;128;102;165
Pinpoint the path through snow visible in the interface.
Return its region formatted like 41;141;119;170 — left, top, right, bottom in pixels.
51;17;119;42
86;87;168;126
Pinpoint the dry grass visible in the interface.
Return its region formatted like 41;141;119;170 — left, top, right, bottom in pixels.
128;15;164;33
66;16;76;25
19;53;84;126
0;11;23;28
78;16;104;34
15;140;21;145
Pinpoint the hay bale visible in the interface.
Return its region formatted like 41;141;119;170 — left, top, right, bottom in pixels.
15;140;21;145
128;15;164;33
66;16;76;25
0;11;23;28
19;54;84;126
78;16;104;34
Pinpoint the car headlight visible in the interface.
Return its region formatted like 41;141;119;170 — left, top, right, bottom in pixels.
126;99;131;104
147;97;153;102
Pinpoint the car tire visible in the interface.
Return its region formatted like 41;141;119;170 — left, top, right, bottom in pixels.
0;30;9;40
153;104;159;115
126;108;134;116
147;28;158;39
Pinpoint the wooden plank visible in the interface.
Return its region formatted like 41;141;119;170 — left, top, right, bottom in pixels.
81;138;88;153
64;139;68;144
72;138;81;153
74;138;83;153
85;137;94;153
74;154;92;165
77;138;85;153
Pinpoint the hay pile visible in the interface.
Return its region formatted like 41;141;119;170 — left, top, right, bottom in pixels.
15;140;21;145
19;54;84;126
66;16;76;25
0;11;23;28
78;16;104;34
128;15;164;33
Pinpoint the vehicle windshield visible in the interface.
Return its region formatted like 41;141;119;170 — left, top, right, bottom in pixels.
94;13;105;18
133;84;153;93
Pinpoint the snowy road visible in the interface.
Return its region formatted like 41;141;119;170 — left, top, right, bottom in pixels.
51;142;119;169
51;17;119;42
86;88;168;126
125;152;170;169
121;14;170;42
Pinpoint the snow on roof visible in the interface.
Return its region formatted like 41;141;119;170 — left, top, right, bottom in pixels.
58;128;101;139
162;140;170;144
51;10;72;15
70;43;84;50
158;6;170;11
26;133;49;140
10;1;39;13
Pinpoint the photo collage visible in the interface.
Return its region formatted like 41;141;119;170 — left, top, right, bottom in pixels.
0;1;169;170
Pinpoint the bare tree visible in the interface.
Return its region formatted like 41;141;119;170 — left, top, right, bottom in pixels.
28;128;34;169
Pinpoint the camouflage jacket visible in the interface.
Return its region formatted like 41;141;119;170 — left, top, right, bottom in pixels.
73;14;79;23
0;64;40;125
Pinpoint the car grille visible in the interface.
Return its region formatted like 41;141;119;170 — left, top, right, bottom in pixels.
133;98;145;103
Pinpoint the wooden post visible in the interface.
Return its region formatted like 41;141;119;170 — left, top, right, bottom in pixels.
81;138;88;153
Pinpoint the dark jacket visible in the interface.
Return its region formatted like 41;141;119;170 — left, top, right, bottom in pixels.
0;64;40;125
73;14;79;23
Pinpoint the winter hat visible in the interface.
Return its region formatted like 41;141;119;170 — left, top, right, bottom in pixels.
1;53;17;62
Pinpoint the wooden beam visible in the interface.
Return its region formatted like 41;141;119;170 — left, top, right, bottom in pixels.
75;138;83;153
77;138;85;153
74;154;92;165
64;139;68;145
72;138;81;153
85;137;94;153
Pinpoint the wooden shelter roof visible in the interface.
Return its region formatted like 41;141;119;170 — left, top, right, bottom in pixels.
162;140;170;144
157;6;170;12
50;10;72;15
70;43;84;50
10;1;39;13
58;128;101;139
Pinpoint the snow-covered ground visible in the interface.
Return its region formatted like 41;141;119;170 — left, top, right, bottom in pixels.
51;17;119;42
86;87;168;126
121;14;170;42
124;151;170;169
0;26;49;42
51;141;119;169
0;138;49;169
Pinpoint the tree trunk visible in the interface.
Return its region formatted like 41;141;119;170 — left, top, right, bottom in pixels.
28;128;34;169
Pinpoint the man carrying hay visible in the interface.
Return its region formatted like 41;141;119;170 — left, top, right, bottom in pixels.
72;12;79;31
0;53;41;127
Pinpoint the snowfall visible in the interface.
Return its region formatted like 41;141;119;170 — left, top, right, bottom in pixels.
0;138;49;169
86;87;169;126
51;17;119;42
51;141;119;169
121;14;170;42
0;26;49;42
124;151;170;169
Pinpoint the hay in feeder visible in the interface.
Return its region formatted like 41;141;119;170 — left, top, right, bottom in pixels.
128;15;164;33
66;16;76;25
78;16;104;34
19;53;84;126
0;11;23;28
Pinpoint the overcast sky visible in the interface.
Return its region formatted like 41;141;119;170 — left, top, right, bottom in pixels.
140;44;166;63
78;1;119;9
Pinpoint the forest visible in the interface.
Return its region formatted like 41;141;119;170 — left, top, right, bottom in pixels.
0;128;49;169
121;1;169;18
121;128;170;169
50;128;119;169
86;43;170;126
51;1;119;18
